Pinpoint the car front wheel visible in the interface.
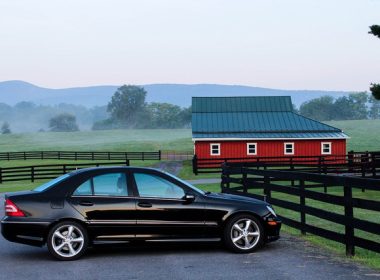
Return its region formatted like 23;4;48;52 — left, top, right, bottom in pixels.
224;214;264;253
47;221;88;261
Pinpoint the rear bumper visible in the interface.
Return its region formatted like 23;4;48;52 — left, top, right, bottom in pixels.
1;218;50;247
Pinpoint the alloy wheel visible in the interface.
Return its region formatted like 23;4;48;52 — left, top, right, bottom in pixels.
230;218;261;250
51;225;85;258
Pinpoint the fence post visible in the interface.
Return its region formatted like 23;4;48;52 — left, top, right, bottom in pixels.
372;153;376;178
58;151;61;160
126;160;130;166
263;175;271;202
242;169;247;193
321;157;328;193
41;151;44;160
0;168;2;184
142;152;145;161
63;165;66;174
290;157;295;186
300;180;306;235
7;152;10;161
348;151;353;172
23;152;26;160
192;155;198;175
31;167;34;182
75;152;78;161
158;150;161;160
343;182;355;256
92;152;94;161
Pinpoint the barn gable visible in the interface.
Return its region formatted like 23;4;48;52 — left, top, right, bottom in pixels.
192;96;348;140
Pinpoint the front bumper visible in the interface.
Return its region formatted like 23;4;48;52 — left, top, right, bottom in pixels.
264;217;281;243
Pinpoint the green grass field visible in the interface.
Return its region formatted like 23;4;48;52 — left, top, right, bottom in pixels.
0;119;380;269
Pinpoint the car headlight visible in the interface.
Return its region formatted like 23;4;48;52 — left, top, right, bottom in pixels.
266;205;277;217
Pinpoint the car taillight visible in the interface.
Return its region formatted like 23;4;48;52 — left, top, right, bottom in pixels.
4;199;25;217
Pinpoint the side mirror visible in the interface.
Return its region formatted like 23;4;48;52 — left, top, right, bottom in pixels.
184;194;195;202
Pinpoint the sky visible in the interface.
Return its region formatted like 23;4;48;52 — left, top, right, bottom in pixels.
0;0;379;91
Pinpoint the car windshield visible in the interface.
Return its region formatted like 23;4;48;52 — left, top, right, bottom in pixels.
33;174;71;192
163;171;205;195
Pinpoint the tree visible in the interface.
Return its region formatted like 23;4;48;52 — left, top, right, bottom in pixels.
49;113;79;132
107;85;147;128
369;25;380;99
299;96;335;121
369;95;380;119
369;25;380;38
145;103;183;128
1;122;11;134
333;92;368;120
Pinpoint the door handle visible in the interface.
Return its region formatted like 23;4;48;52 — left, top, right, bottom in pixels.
79;201;94;206
138;202;152;208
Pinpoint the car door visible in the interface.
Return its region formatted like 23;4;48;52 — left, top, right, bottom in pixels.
132;170;206;239
69;171;136;240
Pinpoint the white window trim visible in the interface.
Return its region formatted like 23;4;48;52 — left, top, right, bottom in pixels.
247;143;257;155
210;143;220;156
284;142;294;155
321;142;332;155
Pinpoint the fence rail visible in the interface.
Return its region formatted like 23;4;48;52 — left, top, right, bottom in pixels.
160;151;193;161
0;151;161;161
221;163;380;256
0;161;130;184
193;151;380;177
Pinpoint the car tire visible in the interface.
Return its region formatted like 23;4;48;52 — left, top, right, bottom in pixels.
223;214;264;253
47;221;88;261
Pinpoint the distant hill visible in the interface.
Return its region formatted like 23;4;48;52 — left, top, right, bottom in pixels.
0;80;352;108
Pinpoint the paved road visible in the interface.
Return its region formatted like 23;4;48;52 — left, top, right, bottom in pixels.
1;194;379;280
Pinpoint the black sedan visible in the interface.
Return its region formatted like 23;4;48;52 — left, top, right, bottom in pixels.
1;167;281;260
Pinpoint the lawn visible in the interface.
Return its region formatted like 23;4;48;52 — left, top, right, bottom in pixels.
0;120;379;154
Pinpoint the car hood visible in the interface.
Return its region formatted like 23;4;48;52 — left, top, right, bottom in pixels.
205;192;268;206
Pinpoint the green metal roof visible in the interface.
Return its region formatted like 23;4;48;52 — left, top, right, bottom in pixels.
192;96;293;113
192;96;348;139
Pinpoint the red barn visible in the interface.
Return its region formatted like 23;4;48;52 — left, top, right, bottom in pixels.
192;96;348;161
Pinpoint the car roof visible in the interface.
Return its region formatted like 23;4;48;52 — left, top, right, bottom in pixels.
68;166;162;175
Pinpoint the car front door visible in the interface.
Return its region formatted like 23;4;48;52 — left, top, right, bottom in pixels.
69;171;136;240
132;171;206;239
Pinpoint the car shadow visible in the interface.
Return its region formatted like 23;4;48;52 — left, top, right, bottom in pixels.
86;241;224;258
84;240;281;259
1;238;282;262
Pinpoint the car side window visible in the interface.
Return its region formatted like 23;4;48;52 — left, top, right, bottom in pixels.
134;173;185;199
73;173;129;196
73;180;92;196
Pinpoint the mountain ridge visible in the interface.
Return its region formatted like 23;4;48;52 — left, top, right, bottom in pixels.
0;80;353;108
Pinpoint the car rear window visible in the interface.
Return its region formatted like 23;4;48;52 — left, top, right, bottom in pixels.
33;174;71;192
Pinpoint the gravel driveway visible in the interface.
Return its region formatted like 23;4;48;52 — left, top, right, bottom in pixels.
0;193;379;280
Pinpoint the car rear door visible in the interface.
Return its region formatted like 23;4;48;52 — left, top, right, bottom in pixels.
68;171;136;240
132;170;207;239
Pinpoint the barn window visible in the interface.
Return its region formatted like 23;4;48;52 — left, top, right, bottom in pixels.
321;142;332;155
284;143;294;155
210;143;220;156
247;143;257;155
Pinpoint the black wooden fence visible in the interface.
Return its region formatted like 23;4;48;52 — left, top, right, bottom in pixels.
0;161;129;183
193;151;380;176
0;151;161;161
221;164;380;256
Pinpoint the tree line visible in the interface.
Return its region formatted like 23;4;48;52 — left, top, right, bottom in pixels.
92;85;191;130
298;92;380;121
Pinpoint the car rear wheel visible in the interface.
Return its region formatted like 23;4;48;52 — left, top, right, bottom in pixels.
224;214;264;253
47;221;88;261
